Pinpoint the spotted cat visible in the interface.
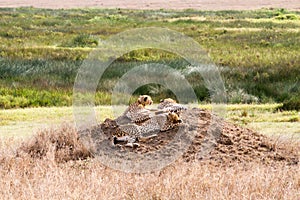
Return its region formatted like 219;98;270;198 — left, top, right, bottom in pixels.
121;95;153;123
157;98;187;115
113;112;182;147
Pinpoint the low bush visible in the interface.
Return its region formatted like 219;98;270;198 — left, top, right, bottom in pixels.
274;13;299;20
65;34;99;48
278;96;300;111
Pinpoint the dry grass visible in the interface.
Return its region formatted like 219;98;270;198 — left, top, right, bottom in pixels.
16;124;91;163
0;124;299;200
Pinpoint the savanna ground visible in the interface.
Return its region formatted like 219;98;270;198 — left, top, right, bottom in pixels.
0;105;299;199
1;0;300;10
0;3;300;200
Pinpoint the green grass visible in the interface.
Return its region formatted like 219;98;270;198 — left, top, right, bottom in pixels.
0;8;299;108
224;104;300;140
0;57;299;108
1;104;299;139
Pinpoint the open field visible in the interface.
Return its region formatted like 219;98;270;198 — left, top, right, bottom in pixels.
1;104;299;139
0;4;299;199
0;8;300;109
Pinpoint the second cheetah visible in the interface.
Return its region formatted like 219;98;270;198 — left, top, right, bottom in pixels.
157;98;187;115
113;112;182;147
120;95;153;124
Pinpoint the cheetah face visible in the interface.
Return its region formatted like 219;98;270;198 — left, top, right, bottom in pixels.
138;95;153;106
167;112;182;123
160;98;177;104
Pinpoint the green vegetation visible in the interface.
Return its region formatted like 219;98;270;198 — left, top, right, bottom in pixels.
63;34;99;48
0;8;299;109
278;95;300;111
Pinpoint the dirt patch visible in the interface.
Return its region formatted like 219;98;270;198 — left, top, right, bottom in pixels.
81;108;299;167
0;0;299;11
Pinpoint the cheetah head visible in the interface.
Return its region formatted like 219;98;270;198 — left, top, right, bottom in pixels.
167;112;182;123
160;98;177;104
137;95;153;106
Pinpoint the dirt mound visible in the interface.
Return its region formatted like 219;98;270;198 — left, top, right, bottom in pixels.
16;108;298;166
181;109;299;166
96;108;299;166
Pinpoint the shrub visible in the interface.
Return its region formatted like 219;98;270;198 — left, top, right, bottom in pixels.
69;34;99;48
278;96;300;111
274;14;299;20
227;89;259;104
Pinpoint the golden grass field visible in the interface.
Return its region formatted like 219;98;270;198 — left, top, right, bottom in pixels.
0;128;299;199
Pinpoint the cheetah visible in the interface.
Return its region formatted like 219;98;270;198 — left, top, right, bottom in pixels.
157;98;187;115
113;112;182;147
119;95;153;124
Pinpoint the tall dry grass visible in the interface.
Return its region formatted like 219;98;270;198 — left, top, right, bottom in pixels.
0;124;299;200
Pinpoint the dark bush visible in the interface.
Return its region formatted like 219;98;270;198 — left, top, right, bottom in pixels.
70;34;99;48
278;96;300;111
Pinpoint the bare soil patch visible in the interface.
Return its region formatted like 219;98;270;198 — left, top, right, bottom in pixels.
98;108;299;167
0;0;299;11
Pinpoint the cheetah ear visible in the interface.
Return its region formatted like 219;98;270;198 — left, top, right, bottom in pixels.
138;96;142;104
160;99;164;103
143;96;148;102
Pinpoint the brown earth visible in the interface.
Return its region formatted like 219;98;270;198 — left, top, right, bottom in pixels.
97;108;299;167
16;108;299;168
0;0;299;11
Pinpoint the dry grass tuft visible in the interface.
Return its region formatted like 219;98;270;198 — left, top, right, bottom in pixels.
16;124;92;163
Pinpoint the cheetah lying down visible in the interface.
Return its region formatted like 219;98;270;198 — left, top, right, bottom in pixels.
114;112;182;147
113;95;185;147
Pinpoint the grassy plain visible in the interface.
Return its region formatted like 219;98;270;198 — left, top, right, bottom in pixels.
0;8;300;108
0;7;299;199
1;104;299;139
